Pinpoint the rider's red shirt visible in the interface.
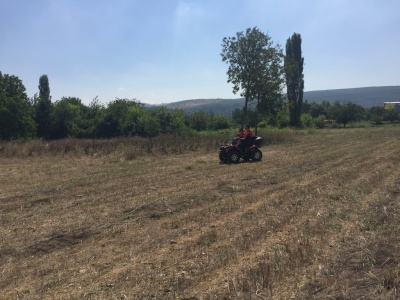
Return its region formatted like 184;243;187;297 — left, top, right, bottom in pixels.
244;129;253;138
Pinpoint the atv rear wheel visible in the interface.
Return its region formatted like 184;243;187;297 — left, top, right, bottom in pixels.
252;149;262;161
228;150;241;163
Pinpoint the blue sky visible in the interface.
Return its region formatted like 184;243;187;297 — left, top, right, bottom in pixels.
1;0;399;105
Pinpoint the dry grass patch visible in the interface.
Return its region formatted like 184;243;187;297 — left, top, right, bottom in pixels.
1;127;399;299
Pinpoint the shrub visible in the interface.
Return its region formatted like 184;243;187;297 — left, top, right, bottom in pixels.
314;115;326;129
276;111;290;128
258;120;268;128
300;113;315;128
207;115;232;130
370;114;384;125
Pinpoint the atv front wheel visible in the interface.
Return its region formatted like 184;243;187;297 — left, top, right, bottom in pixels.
228;150;241;163
252;149;262;161
219;151;228;163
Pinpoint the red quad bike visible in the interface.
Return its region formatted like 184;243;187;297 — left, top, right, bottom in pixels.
219;136;263;163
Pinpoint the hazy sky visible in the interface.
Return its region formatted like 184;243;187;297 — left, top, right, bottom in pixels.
1;0;399;105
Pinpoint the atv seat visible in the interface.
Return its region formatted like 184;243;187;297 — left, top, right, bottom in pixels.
246;136;262;146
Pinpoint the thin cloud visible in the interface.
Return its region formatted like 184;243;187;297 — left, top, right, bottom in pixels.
173;1;206;38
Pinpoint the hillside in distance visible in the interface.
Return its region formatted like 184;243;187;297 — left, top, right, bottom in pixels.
155;86;400;115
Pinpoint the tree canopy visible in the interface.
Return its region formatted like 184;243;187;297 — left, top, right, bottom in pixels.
1;68;398;141
221;27;284;127
0;72;36;139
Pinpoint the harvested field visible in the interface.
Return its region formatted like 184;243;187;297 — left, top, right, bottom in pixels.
1;127;399;299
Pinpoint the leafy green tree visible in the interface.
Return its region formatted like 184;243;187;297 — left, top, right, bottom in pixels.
367;106;384;125
122;105;145;136
169;109;186;134
35;75;52;138
207;114;232;130
321;101;333;119
155;106;186;134
189;111;208;131
137;111;161;138
0;72;36;139
256;94;284;132
368;106;384;118
284;33;304;127
302;101;329;118
314;115;326;128
300;113;314;128
231;108;243;126
221;27;283;126
383;103;399;122
50;97;88;138
82;96;105;137
96;98;143;138
302;100;311;115
370;114;384;125
231;107;261;128
332;101;365;127
276;108;290;128
253;48;284;133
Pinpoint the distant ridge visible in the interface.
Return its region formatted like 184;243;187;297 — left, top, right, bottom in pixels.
146;86;400;115
302;86;400;107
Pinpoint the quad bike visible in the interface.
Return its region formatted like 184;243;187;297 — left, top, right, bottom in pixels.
219;136;263;163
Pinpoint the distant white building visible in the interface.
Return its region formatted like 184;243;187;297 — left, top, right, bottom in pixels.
384;102;400;112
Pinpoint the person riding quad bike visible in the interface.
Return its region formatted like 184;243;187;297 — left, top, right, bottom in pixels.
239;125;253;153
219;126;262;163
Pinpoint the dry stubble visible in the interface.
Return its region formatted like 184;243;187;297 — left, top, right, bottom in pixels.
1;127;399;299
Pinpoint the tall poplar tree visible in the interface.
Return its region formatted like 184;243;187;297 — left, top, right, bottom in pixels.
35;74;52;138
284;33;304;127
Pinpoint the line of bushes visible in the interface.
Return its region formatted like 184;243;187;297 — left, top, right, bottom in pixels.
0;127;300;159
